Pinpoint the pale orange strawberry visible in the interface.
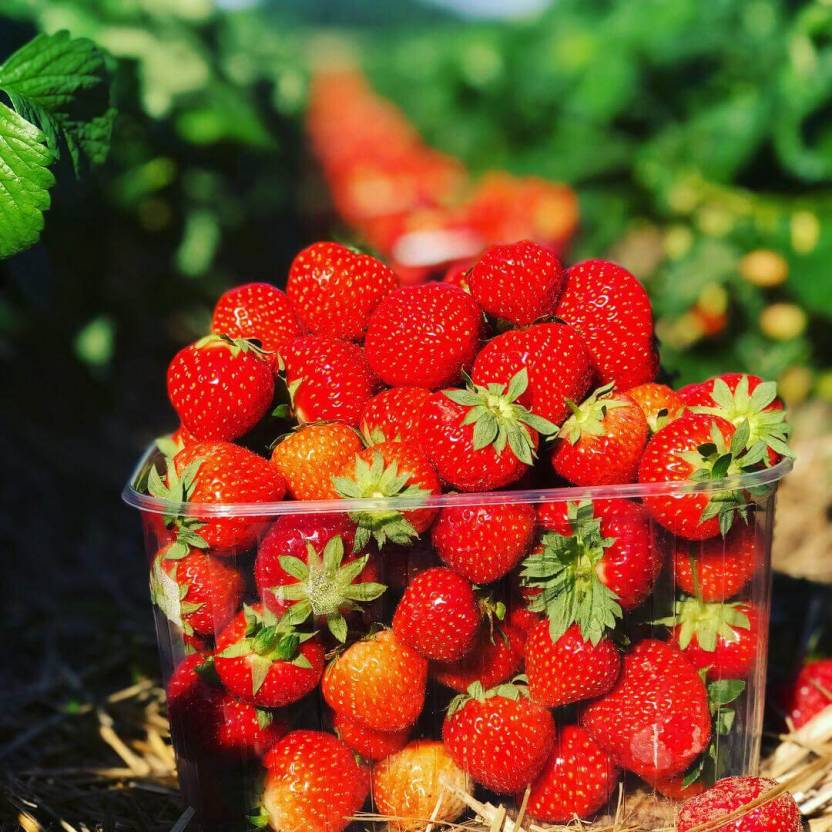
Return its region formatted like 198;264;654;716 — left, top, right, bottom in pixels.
627;383;686;433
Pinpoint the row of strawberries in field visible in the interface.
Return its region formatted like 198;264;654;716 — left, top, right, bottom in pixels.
143;238;796;831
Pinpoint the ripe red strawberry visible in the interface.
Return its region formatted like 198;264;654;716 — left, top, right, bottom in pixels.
332;711;409;762
150;543;244;638
433;623;525;693
676;776;801;832
472;322;593;426
554;259;659;389
166;335;275;442
522;725;620;823
418;370;556;492
550;384;649;486
286;242;398;341
271;422;363;501
467;239;565;325
359;386;431;444
148;441;286;552
393;568;480;662
442;678;556;793
524;622;621;708
260;730;369;832
333;440;440;550
442;259;473;290
581;640;712;780
322;629;428;732
627;382;686;433
211;282;302;364
283;336;378;427
506;603;542;640
166;653;224;758
639;412;748;540
648;773;706;801
364;283;483;389
432;502;535;584
784;658;832;729
523;500;660;643
371;740;471;832
216;697;289;758
214;605;324;708
672;522;757;602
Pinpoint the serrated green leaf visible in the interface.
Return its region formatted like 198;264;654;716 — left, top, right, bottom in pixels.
327;613;348;643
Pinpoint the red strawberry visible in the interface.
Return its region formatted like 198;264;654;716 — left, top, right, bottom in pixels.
260;730;369;832
442;678;556;794
151;543;244;638
333;440;440;550
467;239;564;326
554;259;659;389
524;622;621;708
359;386;431;444
523;500;660;643
433;623;525;693
286;242;399;341
676;776;801;832
364;283;483;389
648;773;706;801
581;640;712;780
271;422;363;501
166;335;274;442
550;384;649;486
639;413;748;540
216;697;288;758
522;725;620;823
393;567;480;662
432;502;535;584
166;653;224;758
506;603;542;640
322;629;428;732
211;282;302;364
472;322;593;426
332;711;409;762
214;605;324;708
418;370;555;492
627;382;686;433
672;522;757;602
283;336;378;427
442;259;473;290
784;658;832;729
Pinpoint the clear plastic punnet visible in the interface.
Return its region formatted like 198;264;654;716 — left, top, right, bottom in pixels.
123;444;792;832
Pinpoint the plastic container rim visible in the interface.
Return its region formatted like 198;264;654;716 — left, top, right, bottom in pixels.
121;443;793;518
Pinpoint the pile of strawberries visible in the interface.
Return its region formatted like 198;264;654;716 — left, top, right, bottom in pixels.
140;238;795;831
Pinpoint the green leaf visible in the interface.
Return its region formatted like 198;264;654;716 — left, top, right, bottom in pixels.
709;679;746;710
255;709;273;730
250;656;271;696
327;613;348;644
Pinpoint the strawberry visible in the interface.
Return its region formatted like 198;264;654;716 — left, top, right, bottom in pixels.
784;658;832;729
433;622;525;693
166;653;224;758
676;776;801;832
359;386;431;444
364;283;483;389
322;629;428;732
150;543;244;638
442;677;556;794
471;322;593;426
216;697;289;758
332;711;409;762
271;422;363;501
581;640;712;780
522;500;660;644
286;242;398;341
466;239;564;326
260;730;369;832
431;502;535;584
648;774;706;801
214;605;324;708
554;259;659;389
524;622;621;708
392;567;480;662
147;441;286;552
283;335;378;427
522;725;620;823
418;370;556;492
506;603;543;640
332;440;440;550
371;740;471;832
442;259;473;290
672;522;757;602
550;384;649;486
211;282;302;364
627;382;686;433
166;335;275;442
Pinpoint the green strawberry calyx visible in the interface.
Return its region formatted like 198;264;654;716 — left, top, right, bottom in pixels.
146;455;209;554
443;368;558;465
520;500;622;646
271;534;386;643
195;332;272;361
558;382;630;445
447;675;530;716
332;451;431;551
656;597;751;653
149;548;203;636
